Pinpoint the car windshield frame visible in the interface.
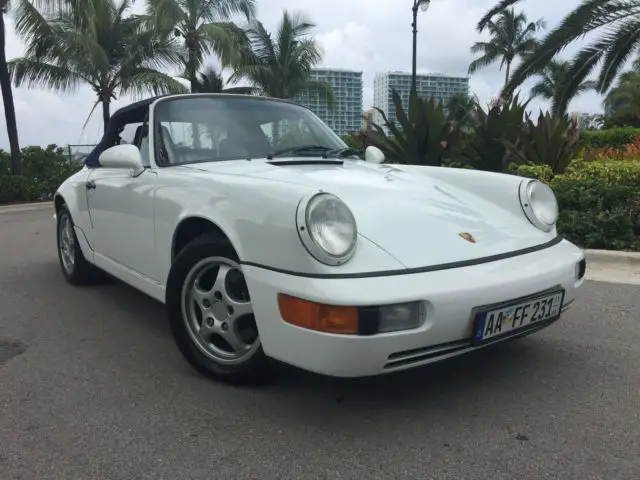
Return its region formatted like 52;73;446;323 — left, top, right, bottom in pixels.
151;95;351;167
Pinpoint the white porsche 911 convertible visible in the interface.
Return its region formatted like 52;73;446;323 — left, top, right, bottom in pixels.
54;93;586;384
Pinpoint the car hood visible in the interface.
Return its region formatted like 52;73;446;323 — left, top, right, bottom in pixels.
182;159;552;269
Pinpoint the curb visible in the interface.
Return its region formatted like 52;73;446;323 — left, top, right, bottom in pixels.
584;249;640;267
584;249;640;286
0;201;53;214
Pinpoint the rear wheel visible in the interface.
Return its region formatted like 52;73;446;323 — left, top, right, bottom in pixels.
166;235;274;385
56;205;103;285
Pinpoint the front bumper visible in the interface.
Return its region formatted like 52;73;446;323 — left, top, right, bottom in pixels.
243;239;586;378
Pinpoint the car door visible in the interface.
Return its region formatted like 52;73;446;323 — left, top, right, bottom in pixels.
85;124;160;282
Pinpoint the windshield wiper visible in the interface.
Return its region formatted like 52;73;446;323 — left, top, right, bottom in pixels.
266;145;333;160
325;147;362;158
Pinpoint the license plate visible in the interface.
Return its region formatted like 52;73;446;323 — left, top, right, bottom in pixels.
472;290;565;345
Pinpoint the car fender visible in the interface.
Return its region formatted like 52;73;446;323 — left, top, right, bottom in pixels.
152;172;407;285
54;167;95;255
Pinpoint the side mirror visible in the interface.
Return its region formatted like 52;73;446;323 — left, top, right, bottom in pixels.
364;146;385;164
99;144;144;176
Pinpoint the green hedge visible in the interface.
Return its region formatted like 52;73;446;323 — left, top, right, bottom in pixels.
578;127;640;151
0;145;82;204
513;159;640;251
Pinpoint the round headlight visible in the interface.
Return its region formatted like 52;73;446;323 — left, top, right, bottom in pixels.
296;192;358;265
519;179;558;231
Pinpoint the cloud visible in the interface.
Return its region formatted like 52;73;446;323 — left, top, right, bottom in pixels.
0;0;619;149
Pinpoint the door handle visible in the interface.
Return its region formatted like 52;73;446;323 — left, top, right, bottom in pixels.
86;180;96;190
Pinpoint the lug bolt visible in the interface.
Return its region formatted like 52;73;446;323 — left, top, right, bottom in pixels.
221;322;229;332
206;318;214;327
202;299;211;308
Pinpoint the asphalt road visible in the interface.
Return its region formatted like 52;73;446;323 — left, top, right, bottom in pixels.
1;208;639;480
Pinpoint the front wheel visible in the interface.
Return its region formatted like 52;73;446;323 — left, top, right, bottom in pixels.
56;205;103;285
166;235;274;385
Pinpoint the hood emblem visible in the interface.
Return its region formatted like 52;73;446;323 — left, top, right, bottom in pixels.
458;232;476;243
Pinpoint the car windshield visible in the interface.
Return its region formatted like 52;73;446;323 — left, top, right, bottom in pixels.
152;96;352;166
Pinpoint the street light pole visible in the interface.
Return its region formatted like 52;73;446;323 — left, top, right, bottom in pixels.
411;0;430;93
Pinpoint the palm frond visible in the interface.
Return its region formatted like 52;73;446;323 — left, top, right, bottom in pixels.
504;0;639;96
477;0;523;32
230;10;324;100
553;36;613;115
119;68;189;98
197;21;249;67
144;0;185;35
196;0;256;23
596;18;640;92
7;58;88;91
468;53;499;74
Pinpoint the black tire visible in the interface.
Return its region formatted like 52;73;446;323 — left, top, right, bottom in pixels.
166;234;276;385
56;205;104;285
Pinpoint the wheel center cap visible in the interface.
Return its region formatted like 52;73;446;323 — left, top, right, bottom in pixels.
212;302;228;320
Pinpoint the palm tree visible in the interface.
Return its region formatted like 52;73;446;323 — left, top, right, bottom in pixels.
604;68;640;128
482;0;640;115
189;66;253;94
529;59;596;115
1;0;21;174
468;8;545;86
445;93;477;127
230;10;334;106
142;0;255;92
8;0;187;133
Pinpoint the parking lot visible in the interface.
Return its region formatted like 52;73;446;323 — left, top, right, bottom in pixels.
1;207;639;480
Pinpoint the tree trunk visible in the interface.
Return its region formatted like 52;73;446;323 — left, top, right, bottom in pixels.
504;61;511;86
0;15;22;175
102;99;110;135
185;35;201;147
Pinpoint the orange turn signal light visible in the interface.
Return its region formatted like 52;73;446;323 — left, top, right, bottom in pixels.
277;294;359;335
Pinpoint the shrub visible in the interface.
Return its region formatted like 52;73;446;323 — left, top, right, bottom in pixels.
579;127;640;151
582;135;640;162
0;176;29;203
512;159;640;251
0;145;82;204
507;163;554;183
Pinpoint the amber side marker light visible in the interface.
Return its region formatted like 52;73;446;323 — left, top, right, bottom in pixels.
277;294;359;335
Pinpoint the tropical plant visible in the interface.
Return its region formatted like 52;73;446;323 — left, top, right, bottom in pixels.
1;0;21;174
142;0;255;92
603;70;640;128
576;113;605;130
468;7;545;85
230;11;334;106
189;66;253;94
459;94;529;172
503;110;581;174
445;93;477;127
8;0;188;133
481;0;640;115
529;59;596;115
369;88;464;166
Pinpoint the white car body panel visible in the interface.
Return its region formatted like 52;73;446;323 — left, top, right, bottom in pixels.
244;239;584;377
54;94;586;378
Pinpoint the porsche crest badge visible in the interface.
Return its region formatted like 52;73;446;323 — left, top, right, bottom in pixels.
458;232;476;243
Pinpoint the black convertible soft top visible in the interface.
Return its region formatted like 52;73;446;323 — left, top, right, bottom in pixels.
84;96;164;168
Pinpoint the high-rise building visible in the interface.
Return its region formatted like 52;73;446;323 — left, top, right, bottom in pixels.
373;71;470;131
294;68;363;136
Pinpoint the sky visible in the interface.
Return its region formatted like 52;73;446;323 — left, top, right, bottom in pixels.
0;0;611;149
